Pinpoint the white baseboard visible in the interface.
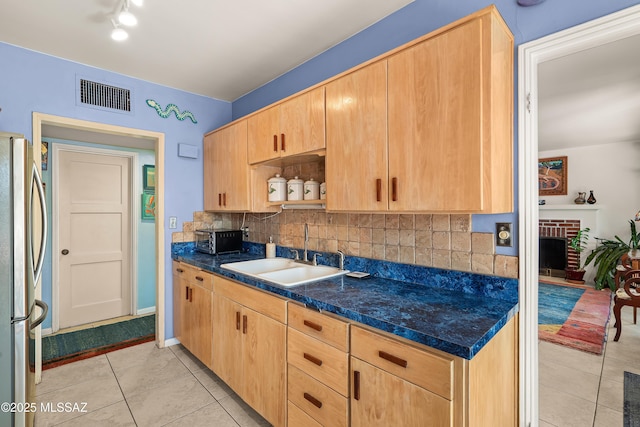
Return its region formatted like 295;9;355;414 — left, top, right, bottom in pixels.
164;337;180;347
41;327;53;336
136;306;156;316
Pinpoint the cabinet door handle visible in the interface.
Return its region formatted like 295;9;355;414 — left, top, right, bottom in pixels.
185;286;189;301
236;311;241;330
188;287;193;303
391;177;398;202
379;350;408;368
376;178;382;202
303;353;323;366
281;133;286;152
218;193;222;206
242;315;247;334
273;134;278;152
223;193;227;207
303;319;323;332
353;370;360;400
177;268;184;273
195;276;204;282
303;392;322;409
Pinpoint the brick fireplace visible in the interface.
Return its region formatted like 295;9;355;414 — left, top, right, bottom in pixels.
539;219;580;271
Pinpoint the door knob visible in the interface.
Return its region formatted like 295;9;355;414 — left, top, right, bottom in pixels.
61;249;69;255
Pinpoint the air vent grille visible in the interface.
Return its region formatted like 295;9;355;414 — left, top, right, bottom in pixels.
79;79;131;112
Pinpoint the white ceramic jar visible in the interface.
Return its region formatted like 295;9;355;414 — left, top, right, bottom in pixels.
267;174;287;202
320;182;326;200
304;178;320;200
287;176;304;201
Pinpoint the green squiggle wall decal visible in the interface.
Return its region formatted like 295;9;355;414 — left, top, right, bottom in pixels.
146;99;197;123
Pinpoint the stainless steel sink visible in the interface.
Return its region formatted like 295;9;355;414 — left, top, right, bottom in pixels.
221;257;348;287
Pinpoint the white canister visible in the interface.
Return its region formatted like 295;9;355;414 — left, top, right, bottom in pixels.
287;176;304;201
320;182;326;200
267;174;287;202
304;178;320;200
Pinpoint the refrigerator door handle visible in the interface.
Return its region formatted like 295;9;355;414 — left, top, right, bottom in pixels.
31;299;48;330
32;163;47;285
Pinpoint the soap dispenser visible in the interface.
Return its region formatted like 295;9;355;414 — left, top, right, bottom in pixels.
266;236;276;258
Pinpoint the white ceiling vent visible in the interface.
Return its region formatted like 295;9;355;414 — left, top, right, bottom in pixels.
78;78;131;113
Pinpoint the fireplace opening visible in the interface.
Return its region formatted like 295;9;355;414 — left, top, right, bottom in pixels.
539;237;568;277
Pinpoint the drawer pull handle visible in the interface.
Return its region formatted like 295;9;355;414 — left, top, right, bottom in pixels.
223;193;227;207
303;320;323;332
195;276;204;282
236;312;241;330
177;268;184;273
303;392;322;409
281;133;286;152
353;370;360;400
188;287;193;303
185;286;189;301
242;315;248;334
218;193;222;206
379;351;408;368
273;135;278;152
303;353;323;366
376;178;382;202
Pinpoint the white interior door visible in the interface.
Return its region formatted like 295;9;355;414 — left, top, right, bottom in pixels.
58;149;131;329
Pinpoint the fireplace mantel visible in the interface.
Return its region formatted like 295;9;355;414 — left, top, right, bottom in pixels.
539;204;602;211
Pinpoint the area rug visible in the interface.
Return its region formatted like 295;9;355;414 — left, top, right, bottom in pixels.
538;283;612;354
625;371;640;427
42;314;155;369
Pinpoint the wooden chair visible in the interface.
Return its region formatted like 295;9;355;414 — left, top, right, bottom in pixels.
613;269;640;341
615;253;636;324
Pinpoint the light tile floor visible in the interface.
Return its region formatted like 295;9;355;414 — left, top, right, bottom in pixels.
35;342;270;427
539;298;640;427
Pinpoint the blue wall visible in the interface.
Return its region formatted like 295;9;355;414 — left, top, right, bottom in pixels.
0;41;231;337
232;0;640;257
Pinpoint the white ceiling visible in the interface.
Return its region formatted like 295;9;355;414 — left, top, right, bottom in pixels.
0;0;413;101
538;33;640;152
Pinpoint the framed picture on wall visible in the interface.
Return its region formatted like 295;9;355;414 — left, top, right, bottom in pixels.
41;141;49;171
538;156;568;196
141;192;155;221
143;164;155;191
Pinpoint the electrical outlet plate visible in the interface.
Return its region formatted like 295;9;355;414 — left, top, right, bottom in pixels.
169;216;177;229
496;222;512;247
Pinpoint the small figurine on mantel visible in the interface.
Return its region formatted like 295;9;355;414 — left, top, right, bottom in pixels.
587;190;597;204
574;192;586;204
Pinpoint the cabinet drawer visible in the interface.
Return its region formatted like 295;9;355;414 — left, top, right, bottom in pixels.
288;365;348;427
214;276;286;323
188;269;213;291
288;401;322;427
288;328;349;396
288;303;349;351
351;326;454;400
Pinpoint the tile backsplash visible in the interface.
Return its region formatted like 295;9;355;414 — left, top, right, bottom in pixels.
172;211;518;278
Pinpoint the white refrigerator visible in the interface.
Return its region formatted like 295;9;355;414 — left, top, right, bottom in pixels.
0;132;48;427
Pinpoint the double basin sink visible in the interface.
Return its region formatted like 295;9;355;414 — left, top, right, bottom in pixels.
221;257;348;287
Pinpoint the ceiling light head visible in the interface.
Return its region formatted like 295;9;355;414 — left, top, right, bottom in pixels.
110;19;128;41
118;9;137;26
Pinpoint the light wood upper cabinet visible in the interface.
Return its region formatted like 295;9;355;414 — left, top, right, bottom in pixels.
204;120;250;211
387;11;513;212
325;61;388;211
248;87;325;164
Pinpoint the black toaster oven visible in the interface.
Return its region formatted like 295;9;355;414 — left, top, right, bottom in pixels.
194;229;243;255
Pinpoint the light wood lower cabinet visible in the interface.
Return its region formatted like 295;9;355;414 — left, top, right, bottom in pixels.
212;276;287;427
172;262;213;369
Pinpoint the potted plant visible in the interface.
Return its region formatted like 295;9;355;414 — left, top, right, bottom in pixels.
565;227;590;284
584;220;640;290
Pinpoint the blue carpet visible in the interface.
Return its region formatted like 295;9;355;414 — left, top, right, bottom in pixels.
625;371;640;426
42;314;155;368
538;283;585;325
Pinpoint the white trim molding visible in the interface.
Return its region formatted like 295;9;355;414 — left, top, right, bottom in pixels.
518;4;640;426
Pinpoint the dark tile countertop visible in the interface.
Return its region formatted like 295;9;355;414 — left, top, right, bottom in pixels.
172;243;519;360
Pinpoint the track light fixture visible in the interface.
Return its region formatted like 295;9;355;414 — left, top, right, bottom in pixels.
110;0;143;42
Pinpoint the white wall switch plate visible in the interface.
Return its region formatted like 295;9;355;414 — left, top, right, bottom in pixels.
169;216;177;229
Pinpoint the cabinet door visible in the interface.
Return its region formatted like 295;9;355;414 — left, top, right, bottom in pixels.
172;263;188;346
388;19;484;211
247;106;280;164
212;294;243;393
279;87;325;157
204;121;250;211
351;357;452;427
242;307;287;427
326;62;388;211
188;284;213;368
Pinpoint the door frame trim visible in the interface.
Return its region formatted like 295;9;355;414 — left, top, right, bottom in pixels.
51;143;138;331
32;113;166;347
518;4;640;425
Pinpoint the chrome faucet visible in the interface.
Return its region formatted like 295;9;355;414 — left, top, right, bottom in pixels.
303;223;309;263
289;249;300;260
312;253;322;266
337;250;345;270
